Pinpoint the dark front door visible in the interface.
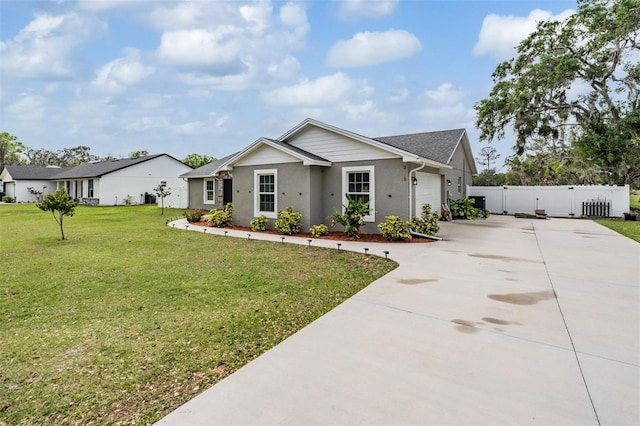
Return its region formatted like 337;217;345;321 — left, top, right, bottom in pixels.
223;179;233;205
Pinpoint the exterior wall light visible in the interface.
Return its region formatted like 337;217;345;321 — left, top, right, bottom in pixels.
412;176;418;186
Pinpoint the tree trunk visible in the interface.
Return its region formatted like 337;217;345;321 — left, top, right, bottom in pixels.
59;213;65;240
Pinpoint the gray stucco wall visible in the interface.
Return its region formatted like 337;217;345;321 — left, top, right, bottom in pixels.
232;162;314;231
188;178;205;210
230;158;413;233
443;143;473;202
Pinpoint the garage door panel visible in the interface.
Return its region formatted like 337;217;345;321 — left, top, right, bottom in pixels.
415;172;441;215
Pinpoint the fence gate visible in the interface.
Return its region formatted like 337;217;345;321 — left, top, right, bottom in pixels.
582;201;610;217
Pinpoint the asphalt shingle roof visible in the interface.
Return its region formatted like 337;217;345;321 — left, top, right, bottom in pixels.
181;153;239;178
52;154;166;179
3;165;71;180
374;129;465;165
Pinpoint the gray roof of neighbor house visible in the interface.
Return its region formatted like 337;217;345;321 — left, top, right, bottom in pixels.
374;129;466;165
52;154;182;179
2;165;71;180
180;153;239;178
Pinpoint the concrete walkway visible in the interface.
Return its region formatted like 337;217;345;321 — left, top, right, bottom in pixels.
158;216;639;425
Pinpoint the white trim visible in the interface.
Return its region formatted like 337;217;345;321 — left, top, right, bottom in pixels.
254;169;277;218
342;166;375;222
204;178;216;205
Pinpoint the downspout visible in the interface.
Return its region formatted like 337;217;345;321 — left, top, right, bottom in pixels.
408;163;425;219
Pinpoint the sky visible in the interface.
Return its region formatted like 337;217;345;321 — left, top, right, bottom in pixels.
0;0;577;169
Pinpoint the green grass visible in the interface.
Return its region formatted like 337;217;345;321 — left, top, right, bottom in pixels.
630;192;640;210
0;205;397;425
595;218;640;243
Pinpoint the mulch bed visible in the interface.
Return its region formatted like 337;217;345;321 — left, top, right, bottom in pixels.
189;222;434;243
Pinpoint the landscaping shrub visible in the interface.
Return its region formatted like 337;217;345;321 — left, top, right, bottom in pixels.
275;206;302;235
377;215;411;241
250;215;269;231
2;196;15;203
449;198;479;220
330;194;372;239
310;224;329;238
408;203;440;236
207;203;233;227
184;208;207;223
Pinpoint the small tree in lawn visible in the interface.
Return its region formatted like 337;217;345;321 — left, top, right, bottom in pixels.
36;188;78;240
154;184;171;215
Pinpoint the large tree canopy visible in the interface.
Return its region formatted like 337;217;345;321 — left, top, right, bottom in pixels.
0;132;25;170
476;0;640;184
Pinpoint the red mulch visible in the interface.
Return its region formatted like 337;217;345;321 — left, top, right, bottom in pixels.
190;222;434;243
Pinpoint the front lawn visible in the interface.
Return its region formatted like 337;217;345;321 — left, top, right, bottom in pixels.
595;218;640;243
0;205;396;425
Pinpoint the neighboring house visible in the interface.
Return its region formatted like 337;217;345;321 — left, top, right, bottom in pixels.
0;154;193;208
0;166;70;202
183;118;477;233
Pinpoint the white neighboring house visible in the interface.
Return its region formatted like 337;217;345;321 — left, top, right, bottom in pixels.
0;166;70;202
0;154;192;208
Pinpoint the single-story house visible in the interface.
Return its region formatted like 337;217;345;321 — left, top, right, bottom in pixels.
1;154;192;208
0;165;70;202
183;118;477;233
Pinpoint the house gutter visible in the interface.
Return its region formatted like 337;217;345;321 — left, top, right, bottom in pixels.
408;163;426;219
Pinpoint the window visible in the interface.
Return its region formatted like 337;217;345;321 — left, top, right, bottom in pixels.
78;180;83;198
254;169;277;218
160;181;167;188
204;179;215;204
88;180;94;197
457;176;462;193
342;166;375;222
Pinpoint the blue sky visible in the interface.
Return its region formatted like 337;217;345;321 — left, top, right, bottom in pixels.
1;0;576;168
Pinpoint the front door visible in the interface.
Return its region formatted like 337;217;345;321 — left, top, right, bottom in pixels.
223;179;233;205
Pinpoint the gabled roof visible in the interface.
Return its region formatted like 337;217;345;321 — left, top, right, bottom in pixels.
52;154;185;179
201;118;476;176
374;129;466;165
2;165;71;181
217;137;332;172
180;153;239;178
264;138;330;164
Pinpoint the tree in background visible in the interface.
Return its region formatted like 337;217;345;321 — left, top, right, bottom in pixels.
475;0;639;186
0;132;25;170
153;184;171;215
182;153;216;169
36;188;78;240
24;146;98;167
129;150;149;159
475;146;500;172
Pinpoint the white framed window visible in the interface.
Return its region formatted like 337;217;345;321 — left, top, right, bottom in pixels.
342;166;375;222
88;179;94;197
204;179;216;204
254;169;277;218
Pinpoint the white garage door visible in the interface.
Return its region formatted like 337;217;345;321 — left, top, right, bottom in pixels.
415;172;442;215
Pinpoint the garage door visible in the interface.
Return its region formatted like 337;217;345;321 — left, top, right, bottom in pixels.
415;172;442;215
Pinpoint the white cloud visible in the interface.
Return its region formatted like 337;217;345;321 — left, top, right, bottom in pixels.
5;93;46;121
338;0;398;18
424;83;464;104
92;51;155;94
0;12;106;78
262;72;371;106
327;30;421;68
280;2;310;37
158;28;244;67
240;2;273;33
473;9;574;60
76;0;154;12
151;1;309;89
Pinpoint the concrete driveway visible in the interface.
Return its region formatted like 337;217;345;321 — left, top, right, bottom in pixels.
158;216;639;425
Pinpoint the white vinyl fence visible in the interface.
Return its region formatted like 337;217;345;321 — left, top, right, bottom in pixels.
468;185;630;217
